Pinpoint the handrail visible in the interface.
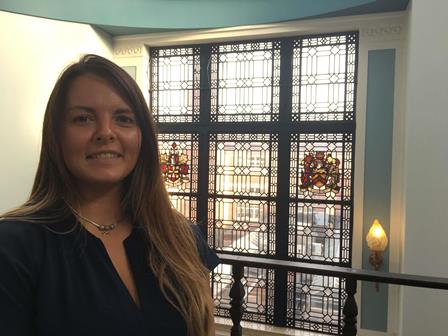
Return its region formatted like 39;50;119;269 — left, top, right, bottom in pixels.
216;253;448;336
217;253;448;290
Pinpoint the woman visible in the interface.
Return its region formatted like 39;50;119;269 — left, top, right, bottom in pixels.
0;54;219;336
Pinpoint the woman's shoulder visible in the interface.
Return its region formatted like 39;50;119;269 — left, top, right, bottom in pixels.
0;219;47;263
0;210;76;237
0;220;47;330
189;223;220;271
0;218;46;241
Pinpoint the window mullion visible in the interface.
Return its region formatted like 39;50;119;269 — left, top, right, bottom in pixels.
273;38;294;327
197;45;212;235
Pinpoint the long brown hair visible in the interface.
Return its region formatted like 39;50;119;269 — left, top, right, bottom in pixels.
2;54;214;335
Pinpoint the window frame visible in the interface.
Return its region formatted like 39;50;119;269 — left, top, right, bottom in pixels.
150;31;358;333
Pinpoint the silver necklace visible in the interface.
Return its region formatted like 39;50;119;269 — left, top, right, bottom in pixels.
67;204;123;235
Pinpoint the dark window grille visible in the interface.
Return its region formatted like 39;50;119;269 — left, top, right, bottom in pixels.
151;31;358;335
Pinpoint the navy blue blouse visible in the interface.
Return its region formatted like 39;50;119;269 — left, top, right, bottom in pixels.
0;217;219;336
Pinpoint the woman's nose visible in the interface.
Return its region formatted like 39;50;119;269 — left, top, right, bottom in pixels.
94;119;116;143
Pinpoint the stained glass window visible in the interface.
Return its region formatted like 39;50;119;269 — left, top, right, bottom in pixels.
157;133;199;222
289;133;353;264
151;31;357;335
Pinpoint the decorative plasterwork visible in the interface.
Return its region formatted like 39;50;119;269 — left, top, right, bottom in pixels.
361;24;404;41
113;11;406;48
113;46;143;58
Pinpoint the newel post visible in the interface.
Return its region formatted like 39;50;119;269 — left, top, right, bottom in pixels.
342;277;358;336
229;264;245;336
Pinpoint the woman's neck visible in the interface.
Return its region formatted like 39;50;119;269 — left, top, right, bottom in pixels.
71;183;133;241
75;183;124;224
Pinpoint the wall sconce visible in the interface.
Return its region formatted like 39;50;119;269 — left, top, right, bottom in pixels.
366;219;388;291
366;219;388;269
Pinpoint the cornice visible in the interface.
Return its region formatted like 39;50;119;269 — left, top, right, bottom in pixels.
113;11;407;48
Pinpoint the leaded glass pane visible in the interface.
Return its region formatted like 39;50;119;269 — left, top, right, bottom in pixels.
288;202;342;262
213;264;275;324
292;33;357;121
340;205;352;263
158;133;199;221
150;47;200;122
290;133;353;202
286;272;344;334
169;195;197;223
212;263;232;312
289;133;353;263
208;134;277;255
213;138;277;197
210;41;280;122
212;198;275;254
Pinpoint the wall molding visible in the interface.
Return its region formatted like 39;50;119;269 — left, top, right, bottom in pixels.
113;46;143;58
113;11;406;49
362;25;403;37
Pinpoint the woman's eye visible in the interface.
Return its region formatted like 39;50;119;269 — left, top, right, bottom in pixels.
73;115;93;123
116;115;135;124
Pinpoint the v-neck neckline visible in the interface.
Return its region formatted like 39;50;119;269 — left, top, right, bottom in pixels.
84;226;143;313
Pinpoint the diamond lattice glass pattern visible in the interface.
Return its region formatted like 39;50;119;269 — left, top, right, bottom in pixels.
212;263;232;314
208;134;278;255
286;272;344;334
288;202;342;262
289;133;352;263
210;41;280;122
213;264;275;324
292;34;357;121
151;47;200;122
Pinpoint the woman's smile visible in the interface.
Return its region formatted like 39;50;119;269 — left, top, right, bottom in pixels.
86;151;123;160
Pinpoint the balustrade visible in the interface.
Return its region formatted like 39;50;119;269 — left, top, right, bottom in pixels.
217;253;448;336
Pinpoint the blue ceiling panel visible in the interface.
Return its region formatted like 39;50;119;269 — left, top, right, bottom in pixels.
0;0;409;36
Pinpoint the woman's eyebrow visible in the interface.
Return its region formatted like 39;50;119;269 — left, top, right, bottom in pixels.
66;106;95;114
114;107;134;114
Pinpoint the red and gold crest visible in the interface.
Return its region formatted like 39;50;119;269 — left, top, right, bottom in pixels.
160;142;190;186
300;151;340;193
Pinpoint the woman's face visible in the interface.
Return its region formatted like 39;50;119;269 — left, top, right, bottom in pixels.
60;73;142;190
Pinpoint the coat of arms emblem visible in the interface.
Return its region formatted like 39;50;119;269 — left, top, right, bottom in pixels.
160;142;190;186
300;151;340;193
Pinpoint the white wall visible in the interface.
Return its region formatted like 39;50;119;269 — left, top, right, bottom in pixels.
400;0;448;335
0;11;113;213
